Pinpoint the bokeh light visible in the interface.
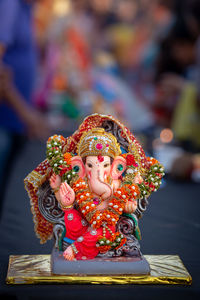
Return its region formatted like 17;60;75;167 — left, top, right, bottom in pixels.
53;0;71;17
160;128;174;143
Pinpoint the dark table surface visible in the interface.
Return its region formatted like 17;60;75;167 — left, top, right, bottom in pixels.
0;140;199;300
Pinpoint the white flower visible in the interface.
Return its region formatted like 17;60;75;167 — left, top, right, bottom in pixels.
127;168;134;174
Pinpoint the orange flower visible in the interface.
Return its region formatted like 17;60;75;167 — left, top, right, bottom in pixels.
129;183;141;199
63;152;72;165
47;134;65;143
115;237;126;250
91;211;103;229
146;157;159;166
98;245;111;253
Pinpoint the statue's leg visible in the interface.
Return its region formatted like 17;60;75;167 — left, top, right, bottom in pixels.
63;209;89;261
64;208;88;240
74;225;116;260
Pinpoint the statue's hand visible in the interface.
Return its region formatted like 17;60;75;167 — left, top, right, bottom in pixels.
96;198;109;211
124;200;137;214
50;173;61;190
59;182;75;207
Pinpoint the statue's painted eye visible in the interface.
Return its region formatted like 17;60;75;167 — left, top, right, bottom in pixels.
117;164;123;171
73;165;80;173
104;163;109;168
87;163;92;168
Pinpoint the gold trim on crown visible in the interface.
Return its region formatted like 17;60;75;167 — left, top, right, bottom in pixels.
77;128;121;158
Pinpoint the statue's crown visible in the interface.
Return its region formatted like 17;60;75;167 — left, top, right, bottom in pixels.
77;128;121;158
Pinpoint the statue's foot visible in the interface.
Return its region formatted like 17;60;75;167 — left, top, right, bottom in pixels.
63;246;75;261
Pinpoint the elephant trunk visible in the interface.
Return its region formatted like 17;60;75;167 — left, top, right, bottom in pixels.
89;169;112;199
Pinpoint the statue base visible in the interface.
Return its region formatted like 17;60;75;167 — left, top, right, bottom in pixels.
6;254;192;285
51;248;150;275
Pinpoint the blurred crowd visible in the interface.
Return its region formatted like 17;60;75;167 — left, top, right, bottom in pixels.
0;0;200;208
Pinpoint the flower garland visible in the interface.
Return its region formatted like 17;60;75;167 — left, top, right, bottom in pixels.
138;157;165;198
72;178;141;253
97;231;126;253
122;153;165;199
72;178;141;228
46;135;78;183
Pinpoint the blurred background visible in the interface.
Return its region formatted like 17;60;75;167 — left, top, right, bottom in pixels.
0;1;200;297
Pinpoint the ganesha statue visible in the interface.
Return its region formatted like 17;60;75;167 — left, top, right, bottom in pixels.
24;114;164;275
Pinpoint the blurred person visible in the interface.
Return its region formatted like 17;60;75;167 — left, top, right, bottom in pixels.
0;0;50;217
154;18;200;151
116;0;139;24
185;0;200;100
153;142;200;182
170;152;200;182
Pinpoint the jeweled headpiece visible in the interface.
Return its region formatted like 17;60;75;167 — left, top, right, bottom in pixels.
77;128;121;158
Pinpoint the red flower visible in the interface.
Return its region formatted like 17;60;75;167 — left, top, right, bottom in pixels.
126;154;138;167
59;166;72;177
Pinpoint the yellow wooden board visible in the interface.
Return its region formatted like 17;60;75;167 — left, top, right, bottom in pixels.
6;254;192;285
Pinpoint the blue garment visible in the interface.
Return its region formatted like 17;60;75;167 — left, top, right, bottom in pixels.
0;0;37;133
63;237;75;244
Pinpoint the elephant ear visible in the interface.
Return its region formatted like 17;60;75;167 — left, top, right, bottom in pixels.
71;156;85;178
111;156;127;179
